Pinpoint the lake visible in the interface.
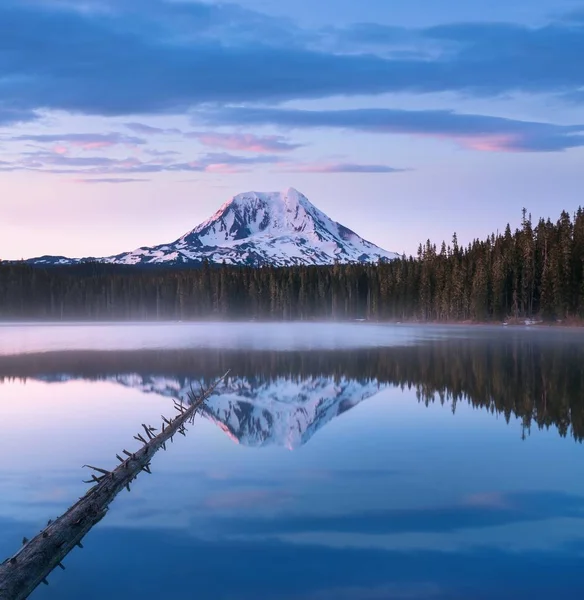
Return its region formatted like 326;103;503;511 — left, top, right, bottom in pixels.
1;322;584;599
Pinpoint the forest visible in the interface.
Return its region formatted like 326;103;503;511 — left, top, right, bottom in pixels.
1;207;584;322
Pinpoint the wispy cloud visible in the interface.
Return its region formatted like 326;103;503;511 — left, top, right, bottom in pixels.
201;107;584;153
282;162;408;173
1;149;284;176
19;152;140;168
8;132;146;150
144;149;182;157
185;131;303;153
124;122;181;136
74;177;149;184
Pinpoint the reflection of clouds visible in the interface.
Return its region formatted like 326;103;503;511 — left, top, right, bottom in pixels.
284;583;444;599
292;468;399;482
203;488;292;511
204;491;584;554
276;517;584;553
295;468;336;482
4;515;580;600
0;470;91;522
205;469;233;481
463;492;509;509
24;485;72;507
80;466;404;530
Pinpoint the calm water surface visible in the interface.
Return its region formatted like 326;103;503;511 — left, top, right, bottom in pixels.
1;323;584;599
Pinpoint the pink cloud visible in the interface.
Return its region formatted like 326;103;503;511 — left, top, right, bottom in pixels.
463;492;509;509
186;131;302;153
72;177;149;184
404;130;535;153
204;162;249;174
75;140;116;150
455;134;525;152
52;145;68;155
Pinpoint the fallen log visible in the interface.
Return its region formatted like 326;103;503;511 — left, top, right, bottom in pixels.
0;372;229;600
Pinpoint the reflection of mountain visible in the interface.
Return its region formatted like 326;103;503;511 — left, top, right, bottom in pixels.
2;331;584;443
39;372;385;448
126;375;383;448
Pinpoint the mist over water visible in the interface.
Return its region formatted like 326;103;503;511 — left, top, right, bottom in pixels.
1;323;584;599
0;321;422;355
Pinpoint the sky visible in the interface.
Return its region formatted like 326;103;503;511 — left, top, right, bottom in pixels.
2;0;584;259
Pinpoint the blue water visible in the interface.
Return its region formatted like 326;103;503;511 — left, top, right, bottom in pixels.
1;323;583;599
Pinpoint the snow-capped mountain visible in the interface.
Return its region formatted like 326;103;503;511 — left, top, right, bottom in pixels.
26;188;399;267
36;372;386;448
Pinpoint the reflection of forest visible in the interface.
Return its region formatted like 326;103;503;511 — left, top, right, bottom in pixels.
1;336;583;441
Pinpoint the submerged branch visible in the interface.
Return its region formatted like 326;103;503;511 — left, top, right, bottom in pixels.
0;371;229;600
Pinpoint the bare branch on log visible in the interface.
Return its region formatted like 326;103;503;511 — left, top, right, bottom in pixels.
82;465;110;476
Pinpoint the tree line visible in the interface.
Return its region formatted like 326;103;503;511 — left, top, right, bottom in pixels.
1;207;584;321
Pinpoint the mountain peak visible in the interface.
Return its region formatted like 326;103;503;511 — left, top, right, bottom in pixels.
222;187;309;214
25;188;399;267
193;188;308;235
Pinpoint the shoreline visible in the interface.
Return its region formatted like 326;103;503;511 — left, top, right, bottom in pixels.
0;317;583;329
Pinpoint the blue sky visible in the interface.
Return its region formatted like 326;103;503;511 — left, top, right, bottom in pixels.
2;0;584;259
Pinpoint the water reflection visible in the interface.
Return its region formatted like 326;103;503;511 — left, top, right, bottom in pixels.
1;331;584;443
1;325;584;599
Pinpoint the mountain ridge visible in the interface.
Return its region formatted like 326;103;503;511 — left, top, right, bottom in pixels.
25;187;399;267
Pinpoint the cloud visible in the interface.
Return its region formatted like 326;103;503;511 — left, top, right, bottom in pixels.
8;132;146;150
201;106;584;152
197;152;282;166
144;149;181;157
2;1;584;121
290;163;407;173
2;149;283;175
19;152;139;168
321;23;433;58
283;162;407;173
124;122;181;135
185;131;303;153
74;177;149;184
194;152;283;174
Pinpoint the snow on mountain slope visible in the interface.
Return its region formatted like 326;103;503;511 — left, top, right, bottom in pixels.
26;188;399;267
